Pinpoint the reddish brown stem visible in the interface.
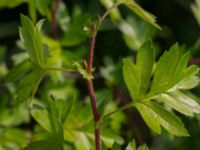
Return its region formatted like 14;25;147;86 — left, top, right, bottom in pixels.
87;79;100;150
86;3;121;149
87;24;97;74
51;0;60;39
86;24;100;150
87;80;100;122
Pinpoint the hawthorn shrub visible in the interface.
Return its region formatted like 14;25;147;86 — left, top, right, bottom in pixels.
1;0;200;150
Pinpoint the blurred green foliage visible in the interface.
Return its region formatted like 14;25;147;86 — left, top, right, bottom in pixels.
0;0;200;150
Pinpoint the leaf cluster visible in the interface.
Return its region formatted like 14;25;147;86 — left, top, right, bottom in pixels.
123;41;200;136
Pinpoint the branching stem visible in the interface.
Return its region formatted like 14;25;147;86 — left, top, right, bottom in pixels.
85;3;122;150
101;102;133;121
86;22;100;150
99;2;121;23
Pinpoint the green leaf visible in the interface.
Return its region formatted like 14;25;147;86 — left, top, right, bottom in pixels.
150;43;180;94
0;103;30;126
137;144;149;150
136;40;155;97
20;14;45;67
57;1;70;32
56;98;76;124
171;65;200;91
126;139;136;150
123;41;154;100
36;0;51;19
112;142;121;150
134;102;161;134
150;44;199;95
144;101;189;136
16;67;46;103
64;102;124;149
0;0;26;8
135;101;189;136
120;0;160;29
60;9;88;47
23;140;63;150
123;58;140;100
172;52;190;82
5;59;32;82
124;42;200;136
31;102;51;132
31;95;78;147
28;0;37;23
46;97;64;144
163;91;200;116
0;127;30;149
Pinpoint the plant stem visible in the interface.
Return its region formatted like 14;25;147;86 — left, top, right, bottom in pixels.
99;2;121;23
87;25;97;74
102;103;134;121
51;0;60;39
87;80;101;149
86;23;101;150
47;67;75;72
86;3;121;149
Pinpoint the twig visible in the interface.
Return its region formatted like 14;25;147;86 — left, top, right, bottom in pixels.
85;3;122;150
101;103;133;121
99;2;121;23
86;22;101;150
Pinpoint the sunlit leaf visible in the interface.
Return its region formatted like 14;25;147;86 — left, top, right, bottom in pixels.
123;40;154;100
136;40;154;97
134;102;161;134
123;58;140;100
120;0;160;29
123;42;200;136
126;139;136;150
31;102;51;132
135;101;189;136
19;15;46;67
158;91;200;117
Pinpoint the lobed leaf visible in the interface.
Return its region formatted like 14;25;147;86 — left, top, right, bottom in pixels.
19;15;45;67
136;40;155;97
120;0;160;29
134;102;161;134
31;102;51;132
135;101;189;136
123;42;200;136
150;44;180;94
64;101;124;149
123;40;154;100
123;58;140;100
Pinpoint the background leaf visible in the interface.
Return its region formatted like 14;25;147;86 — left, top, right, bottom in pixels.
120;0;160;29
20;15;45;67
